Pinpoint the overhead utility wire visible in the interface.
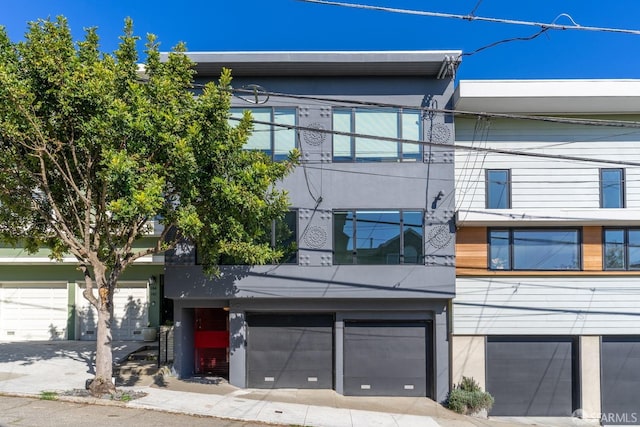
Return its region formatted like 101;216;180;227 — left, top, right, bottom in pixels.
227;116;640;167
296;0;640;36
225;87;640;130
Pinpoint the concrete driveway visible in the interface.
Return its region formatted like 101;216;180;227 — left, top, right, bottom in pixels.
0;340;145;394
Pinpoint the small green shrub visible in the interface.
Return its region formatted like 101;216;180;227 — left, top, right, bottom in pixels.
40;391;58;401
446;376;494;415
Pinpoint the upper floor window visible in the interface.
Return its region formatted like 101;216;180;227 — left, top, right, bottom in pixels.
603;228;640;270
600;168;625;208
332;108;421;162
489;228;581;271
334;210;423;265
486;169;511;209
230;107;296;161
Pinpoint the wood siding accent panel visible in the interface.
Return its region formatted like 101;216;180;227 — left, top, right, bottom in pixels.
583;226;602;271
454;276;640;335
456;227;487;275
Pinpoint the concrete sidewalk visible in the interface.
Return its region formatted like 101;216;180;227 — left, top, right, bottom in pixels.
0;341;581;427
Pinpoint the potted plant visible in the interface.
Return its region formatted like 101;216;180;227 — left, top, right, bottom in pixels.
142;323;157;342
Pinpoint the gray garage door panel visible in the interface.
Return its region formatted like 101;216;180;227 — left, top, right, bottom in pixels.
601;337;640;425
344;321;428;397
247;313;333;389
487;337;577;416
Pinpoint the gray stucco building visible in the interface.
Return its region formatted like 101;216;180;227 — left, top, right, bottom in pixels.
164;51;459;402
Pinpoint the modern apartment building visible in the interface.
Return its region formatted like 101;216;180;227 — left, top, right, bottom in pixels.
163;51;459;401
452;80;640;423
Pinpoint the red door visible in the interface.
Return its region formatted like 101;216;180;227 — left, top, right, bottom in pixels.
194;308;229;377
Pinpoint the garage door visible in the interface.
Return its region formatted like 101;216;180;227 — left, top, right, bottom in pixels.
344;320;429;397
246;313;333;389
486;336;578;416
0;283;68;341
601;337;640;425
77;283;149;341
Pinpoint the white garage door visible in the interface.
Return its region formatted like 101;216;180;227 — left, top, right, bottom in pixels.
0;283;68;341
77;283;149;341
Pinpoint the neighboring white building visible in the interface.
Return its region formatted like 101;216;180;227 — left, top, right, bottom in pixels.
452;80;640;422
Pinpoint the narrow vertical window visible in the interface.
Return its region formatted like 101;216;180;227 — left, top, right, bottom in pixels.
489;230;510;270
604;229;625;269
601;168;624;208
486;170;510;209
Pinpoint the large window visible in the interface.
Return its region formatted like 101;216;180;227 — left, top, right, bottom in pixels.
600;168;625;208
489;228;581;271
486;169;511;209
229;107;296;161
334;210;423;264
201;211;298;265
603;228;640;270
332;108;421;162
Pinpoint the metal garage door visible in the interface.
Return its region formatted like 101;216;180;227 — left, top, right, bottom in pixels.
77;283;149;341
601;337;640;425
0;283;68;341
246;313;333;389
486;336;578;416
344;320;429;397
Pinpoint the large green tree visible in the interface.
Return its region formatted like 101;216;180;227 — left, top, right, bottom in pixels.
0;17;295;396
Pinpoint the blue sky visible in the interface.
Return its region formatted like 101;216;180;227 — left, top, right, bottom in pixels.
2;0;640;80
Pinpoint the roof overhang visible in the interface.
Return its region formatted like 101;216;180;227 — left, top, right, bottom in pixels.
160;51;461;78
455;80;640;114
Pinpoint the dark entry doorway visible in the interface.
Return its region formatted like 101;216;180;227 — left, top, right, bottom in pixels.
194;308;229;378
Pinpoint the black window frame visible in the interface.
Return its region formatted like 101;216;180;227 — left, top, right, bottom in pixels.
603;227;640;271
599;168;625;209
229;106;298;161
488;227;583;271
196;209;298;265
333;209;425;265
485;169;511;209
331;107;423;163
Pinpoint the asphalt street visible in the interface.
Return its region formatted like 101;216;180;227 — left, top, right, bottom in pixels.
0;396;284;427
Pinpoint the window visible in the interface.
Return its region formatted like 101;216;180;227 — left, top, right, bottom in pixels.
600;168;625;208
332;108;421;162
229;107;296;160
486;170;511;209
604;228;640;270
200;211;298;265
333;210;423;264
489;228;581;271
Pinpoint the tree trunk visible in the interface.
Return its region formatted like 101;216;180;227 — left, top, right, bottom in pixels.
89;300;115;396
84;270;116;397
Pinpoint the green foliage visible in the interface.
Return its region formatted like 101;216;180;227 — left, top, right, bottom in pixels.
446;376;494;415
39;391;58;400
0;16;295;279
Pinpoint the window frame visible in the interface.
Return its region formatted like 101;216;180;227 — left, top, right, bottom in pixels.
488;227;583;271
333;209;425;265
603;227;640;271
600;168;625;209
196;209;299;265
485;169;511;209
331;107;422;162
229;106;297;161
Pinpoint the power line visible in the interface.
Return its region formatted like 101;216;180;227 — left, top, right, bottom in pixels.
227;116;640;167
224;87;640;130
296;0;640;36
